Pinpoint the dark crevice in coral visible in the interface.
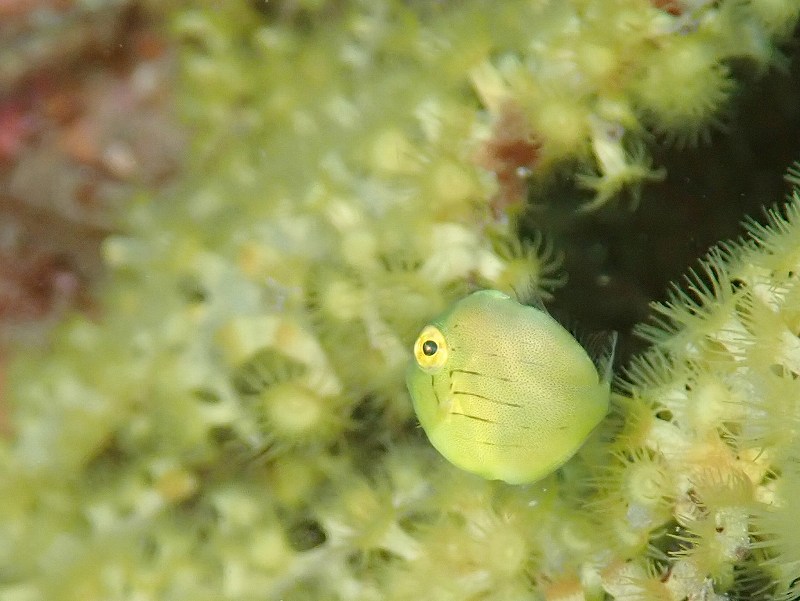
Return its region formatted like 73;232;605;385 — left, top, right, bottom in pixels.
523;24;800;368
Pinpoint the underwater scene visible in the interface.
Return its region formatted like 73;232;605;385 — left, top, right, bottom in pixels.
3;1;800;599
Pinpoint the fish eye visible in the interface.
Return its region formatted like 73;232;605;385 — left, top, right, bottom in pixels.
413;325;448;373
422;340;438;356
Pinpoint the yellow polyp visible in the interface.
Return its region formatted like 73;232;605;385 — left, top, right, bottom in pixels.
216;315;282;365
370;128;420;175
155;467;199;504
431;162;478;205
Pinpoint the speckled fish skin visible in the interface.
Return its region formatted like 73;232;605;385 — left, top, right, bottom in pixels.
406;289;612;484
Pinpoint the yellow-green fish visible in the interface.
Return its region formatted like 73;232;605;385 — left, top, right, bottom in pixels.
406;289;615;484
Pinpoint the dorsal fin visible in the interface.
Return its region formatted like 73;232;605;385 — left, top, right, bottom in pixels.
512;282;549;313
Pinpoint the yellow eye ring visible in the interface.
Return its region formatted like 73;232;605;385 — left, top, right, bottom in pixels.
413;325;449;373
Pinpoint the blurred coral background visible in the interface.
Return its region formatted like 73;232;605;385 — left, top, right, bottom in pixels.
3;2;800;599
0;0;183;415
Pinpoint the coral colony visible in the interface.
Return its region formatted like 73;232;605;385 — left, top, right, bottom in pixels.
2;1;800;600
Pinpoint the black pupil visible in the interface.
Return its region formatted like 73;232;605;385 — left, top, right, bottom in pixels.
422;340;438;356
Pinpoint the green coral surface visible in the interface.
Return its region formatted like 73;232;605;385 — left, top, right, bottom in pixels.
3;1;800;600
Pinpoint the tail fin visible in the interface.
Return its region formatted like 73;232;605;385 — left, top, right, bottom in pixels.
583;330;618;384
